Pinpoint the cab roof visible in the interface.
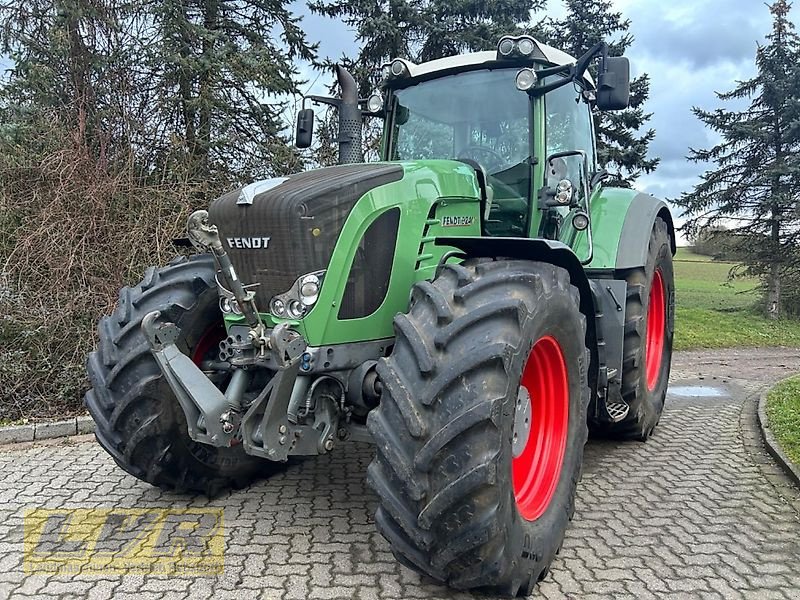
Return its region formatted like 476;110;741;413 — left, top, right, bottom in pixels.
388;39;595;88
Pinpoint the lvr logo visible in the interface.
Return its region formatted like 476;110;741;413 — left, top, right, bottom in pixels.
24;508;224;575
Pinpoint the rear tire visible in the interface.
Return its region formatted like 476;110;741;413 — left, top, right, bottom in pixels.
603;217;674;440
367;259;590;596
85;254;268;496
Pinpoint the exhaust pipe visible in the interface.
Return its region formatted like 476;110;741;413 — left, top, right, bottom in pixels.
335;65;363;164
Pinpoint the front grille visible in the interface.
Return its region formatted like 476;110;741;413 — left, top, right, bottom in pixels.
338;207;401;320
208;164;403;307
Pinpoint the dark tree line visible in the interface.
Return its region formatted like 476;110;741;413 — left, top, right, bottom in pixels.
0;0;317;188
0;0;658;419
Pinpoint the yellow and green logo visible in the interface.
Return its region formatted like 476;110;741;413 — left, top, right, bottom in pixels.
23;508;224;575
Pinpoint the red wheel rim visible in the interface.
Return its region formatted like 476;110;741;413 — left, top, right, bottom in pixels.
645;269;666;391
191;325;225;366
512;335;569;521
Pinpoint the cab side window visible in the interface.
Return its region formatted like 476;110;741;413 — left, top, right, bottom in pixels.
545;79;596;170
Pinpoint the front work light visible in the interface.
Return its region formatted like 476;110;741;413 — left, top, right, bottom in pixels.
390;59;408;77
366;92;383;113
515;68;538;91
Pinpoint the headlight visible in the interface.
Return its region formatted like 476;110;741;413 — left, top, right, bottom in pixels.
287;300;304;319
270;297;286;316
517;37;535;56
496;35;542;61
498;37;515;56
270;270;325;319
299;274;320;306
556;179;573;205
390;59;409;77
220;296;242;314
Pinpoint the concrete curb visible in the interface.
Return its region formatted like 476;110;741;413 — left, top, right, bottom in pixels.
758;385;800;489
0;416;95;445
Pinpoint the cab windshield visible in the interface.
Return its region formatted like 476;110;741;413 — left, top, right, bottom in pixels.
389;68;531;236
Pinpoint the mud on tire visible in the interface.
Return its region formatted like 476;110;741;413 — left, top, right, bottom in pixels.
85;254;267;496
367;259;590;596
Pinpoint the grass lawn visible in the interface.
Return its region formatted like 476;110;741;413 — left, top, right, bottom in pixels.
766;377;800;466
673;247;800;350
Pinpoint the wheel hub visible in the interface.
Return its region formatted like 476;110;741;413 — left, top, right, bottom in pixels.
512;386;532;458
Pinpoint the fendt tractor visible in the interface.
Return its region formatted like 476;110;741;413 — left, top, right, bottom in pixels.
86;35;674;595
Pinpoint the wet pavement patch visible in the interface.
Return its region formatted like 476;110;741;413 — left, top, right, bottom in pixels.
668;385;728;398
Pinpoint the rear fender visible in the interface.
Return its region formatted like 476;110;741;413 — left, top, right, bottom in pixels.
587;188;675;271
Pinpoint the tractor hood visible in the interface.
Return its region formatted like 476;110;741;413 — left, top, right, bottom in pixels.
208;160;481;320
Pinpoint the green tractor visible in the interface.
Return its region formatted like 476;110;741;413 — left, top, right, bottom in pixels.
86;35;674;595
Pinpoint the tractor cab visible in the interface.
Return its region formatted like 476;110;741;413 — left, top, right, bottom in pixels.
298;35;631;262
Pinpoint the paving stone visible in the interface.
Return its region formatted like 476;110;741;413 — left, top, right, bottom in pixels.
1;348;800;599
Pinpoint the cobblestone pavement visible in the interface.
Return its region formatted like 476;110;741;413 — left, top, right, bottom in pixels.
2;347;800;600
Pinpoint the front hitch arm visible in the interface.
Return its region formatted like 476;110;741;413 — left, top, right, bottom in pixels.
240;324;307;461
142;311;241;447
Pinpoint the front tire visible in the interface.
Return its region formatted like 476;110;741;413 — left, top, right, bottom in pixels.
85;255;267;496
367;259;590;596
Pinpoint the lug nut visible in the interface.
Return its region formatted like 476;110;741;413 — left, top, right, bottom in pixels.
324;439;334;451
278;425;287;434
279;436;286;445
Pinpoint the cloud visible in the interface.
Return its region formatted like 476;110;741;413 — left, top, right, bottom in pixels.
616;0;783;205
624;0;772;69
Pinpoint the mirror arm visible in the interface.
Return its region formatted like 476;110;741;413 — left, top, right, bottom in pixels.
303;94;342;109
574;41;608;81
529;42;609;98
535;63;572;78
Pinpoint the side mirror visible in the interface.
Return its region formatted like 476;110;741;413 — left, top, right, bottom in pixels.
596;56;630;111
295;108;314;148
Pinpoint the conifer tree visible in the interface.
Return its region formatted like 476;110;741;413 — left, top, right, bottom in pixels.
675;0;800;318
539;0;658;187
0;0;317;185
143;0;317;184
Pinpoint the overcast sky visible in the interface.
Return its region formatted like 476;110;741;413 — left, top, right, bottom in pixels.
292;0;793;225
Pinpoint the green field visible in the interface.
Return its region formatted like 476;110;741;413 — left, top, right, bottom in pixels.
673;247;800;350
767;377;800;466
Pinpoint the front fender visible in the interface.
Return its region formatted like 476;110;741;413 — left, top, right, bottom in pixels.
435;236;599;404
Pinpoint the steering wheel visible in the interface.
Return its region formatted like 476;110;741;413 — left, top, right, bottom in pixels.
459;145;506;172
